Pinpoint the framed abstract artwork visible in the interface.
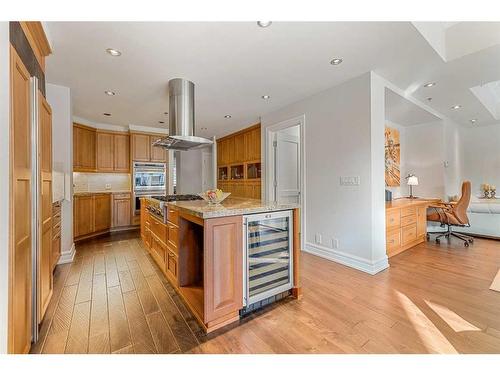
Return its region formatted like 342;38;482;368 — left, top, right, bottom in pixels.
385;127;400;187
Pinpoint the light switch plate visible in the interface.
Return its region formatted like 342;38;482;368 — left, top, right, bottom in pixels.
105;184;111;190
340;176;360;186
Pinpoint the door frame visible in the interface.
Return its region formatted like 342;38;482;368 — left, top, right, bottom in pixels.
264;114;306;252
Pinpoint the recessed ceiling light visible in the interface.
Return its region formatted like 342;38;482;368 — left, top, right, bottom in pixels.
257;21;272;28
106;48;122;57
451;105;461;110
426;97;432;102
424;82;436;88
103;113;112;116
158;121;165;124
104;90;116;96
470;119;477;124
261;95;271;99
330;58;343;65
224;115;232;119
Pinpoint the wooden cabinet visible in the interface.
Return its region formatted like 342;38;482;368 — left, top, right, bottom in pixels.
113;193;131;228
9;45;33;354
114;134;130;172
94;194;111;232
74;192;133;240
233;133;245;163
204;215;243;324
131;133;168;162
217;124;261;199
385;200;435;258
131;133;151;161
150;135;168;162
38;92;53;324
92;129;130;173
74;195;95;238
96;132;114;171
52;202;62;270
73;124;96;172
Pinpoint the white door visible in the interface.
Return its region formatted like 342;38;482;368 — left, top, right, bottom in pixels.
274;129;300;204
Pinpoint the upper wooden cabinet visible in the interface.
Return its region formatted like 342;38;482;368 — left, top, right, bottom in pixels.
96;132;114;172
114;134;130;172
131;132;168;163
74;124;130;173
217;124;261;199
73;124;96;172
150;135;168;162
131;133;150;161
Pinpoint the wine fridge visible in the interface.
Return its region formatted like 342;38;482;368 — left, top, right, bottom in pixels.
243;210;293;307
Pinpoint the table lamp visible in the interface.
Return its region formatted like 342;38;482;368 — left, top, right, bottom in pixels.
406;174;418;199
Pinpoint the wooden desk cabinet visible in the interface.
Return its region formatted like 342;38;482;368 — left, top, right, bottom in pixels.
386;199;436;257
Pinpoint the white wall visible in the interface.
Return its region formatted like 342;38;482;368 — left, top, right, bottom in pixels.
176;149;207;194
0;22;10;354
261;72;389;274
461;123;500;197
442;118;463;198
47;84;75;261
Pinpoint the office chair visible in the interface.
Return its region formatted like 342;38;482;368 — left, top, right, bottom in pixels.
426;181;474;247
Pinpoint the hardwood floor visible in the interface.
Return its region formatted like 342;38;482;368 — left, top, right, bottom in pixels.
33;232;500;354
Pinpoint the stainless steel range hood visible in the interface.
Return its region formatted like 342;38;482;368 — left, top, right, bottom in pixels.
153;78;213;151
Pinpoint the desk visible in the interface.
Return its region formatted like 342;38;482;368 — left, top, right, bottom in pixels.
385;198;440;257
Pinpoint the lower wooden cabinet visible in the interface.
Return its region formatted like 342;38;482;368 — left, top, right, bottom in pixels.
112;193;131;228
94;194;112;232
51;201;62;270
74;194;95;238
166;250;178;285
74;192;134;241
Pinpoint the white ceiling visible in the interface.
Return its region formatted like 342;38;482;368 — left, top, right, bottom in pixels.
45;21;500;138
385;88;440;126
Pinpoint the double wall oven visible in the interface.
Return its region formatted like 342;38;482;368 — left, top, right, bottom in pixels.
133;162;167;215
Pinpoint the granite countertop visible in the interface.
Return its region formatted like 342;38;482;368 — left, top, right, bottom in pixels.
74;190;131;196
165;197;299;219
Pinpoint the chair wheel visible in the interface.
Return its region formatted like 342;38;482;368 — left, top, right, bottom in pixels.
464;241;469;247
426;234;430;241
436;239;440;244
468;238;474;243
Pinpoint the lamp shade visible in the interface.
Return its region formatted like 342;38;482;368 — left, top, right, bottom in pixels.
407;175;419;186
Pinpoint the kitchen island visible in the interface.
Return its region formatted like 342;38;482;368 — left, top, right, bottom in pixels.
140;197;301;333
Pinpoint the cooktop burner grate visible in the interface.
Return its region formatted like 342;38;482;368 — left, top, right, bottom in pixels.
151;194;203;202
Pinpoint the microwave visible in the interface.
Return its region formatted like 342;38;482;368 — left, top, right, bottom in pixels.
133;162;167;192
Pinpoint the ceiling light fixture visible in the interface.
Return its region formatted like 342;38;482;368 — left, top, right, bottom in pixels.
106;48;122;56
103;113;112;116
451;105;461;110
224;115;232;119
424;82;436;88
261;95;271;99
330;58;343;65
426;97;432;102
257;21;272;28
104;90;116;96
470;119;477;124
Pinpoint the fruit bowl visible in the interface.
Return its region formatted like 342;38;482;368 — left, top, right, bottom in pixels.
198;190;231;205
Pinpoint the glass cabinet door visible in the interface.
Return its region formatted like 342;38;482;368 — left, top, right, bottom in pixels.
245;211;293;305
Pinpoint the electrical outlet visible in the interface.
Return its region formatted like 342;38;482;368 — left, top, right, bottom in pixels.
332;238;339;249
340;176;360;186
315;233;322;245
105;184;111;190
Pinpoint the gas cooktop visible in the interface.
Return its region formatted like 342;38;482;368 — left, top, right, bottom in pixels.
151;194;203;202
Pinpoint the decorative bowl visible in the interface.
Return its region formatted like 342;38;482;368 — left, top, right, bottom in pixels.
198;192;231;205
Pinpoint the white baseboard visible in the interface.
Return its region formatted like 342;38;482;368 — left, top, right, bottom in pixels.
58;243;75;264
304;242;389;275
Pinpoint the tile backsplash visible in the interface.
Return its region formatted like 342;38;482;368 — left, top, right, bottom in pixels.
73;172;131;192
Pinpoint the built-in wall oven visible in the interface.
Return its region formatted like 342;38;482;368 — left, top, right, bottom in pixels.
243;210;293;309
133;162;167;214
